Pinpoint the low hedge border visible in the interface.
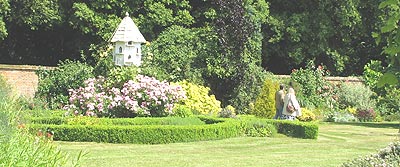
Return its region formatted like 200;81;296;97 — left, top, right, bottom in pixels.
27;116;318;144
237;116;318;139
272;120;319;139
28;119;242;144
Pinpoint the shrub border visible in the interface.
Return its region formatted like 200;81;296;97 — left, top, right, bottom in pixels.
28;116;318;144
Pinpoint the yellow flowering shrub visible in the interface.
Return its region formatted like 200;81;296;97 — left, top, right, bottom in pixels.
297;108;316;122
173;81;222;115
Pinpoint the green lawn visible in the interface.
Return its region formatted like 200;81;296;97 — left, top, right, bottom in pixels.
57;122;399;167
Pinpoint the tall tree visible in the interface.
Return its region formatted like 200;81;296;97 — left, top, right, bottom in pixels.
262;0;384;76
374;0;400;87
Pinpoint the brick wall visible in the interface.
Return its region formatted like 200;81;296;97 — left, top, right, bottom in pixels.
0;64;54;98
0;64;364;98
275;75;364;85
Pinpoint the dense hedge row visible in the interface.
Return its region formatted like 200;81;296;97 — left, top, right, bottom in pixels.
28;120;242;144
27;116;319;144
238;116;319;139
272;120;319;139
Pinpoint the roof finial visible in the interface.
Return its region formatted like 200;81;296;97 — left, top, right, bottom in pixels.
125;12;129;17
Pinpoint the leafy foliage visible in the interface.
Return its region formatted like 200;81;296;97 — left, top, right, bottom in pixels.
218;105;237;118
263;0;383;76
171;104;193;118
105;65;139;88
141;26;203;84
0;76;81;167
290;60;336;109
36;60;94;109
374;0;400;87
0;0;9;40
355;108;377;122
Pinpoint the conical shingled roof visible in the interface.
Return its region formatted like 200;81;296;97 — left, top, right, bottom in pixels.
110;13;146;43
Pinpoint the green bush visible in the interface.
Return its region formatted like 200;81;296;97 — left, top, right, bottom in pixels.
173;80;222;115
218;105;237;118
172;104;194;118
237;115;318;139
336;82;376;110
36;59;94;109
104;65;139;88
28;119;242;144
362;60;400;120
377;87;400;119
290;60;335;109
363;60;384;93
342;141;400;167
324;110;357;122
355;108;377;122
251;78;279;118
244;120;277;137
229;64;267;114
273;120;319;139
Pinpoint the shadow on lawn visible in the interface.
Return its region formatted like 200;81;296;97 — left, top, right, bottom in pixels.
333;122;400;129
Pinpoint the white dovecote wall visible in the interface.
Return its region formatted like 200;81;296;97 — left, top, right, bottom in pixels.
110;12;146;66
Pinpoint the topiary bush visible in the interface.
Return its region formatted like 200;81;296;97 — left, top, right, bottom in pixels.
251;78;279;118
36;59;94;109
173;80;222;115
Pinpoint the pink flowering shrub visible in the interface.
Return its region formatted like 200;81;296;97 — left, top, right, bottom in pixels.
64;76;111;117
65;75;186;118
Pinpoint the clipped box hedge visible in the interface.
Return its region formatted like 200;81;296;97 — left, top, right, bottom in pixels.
28;121;242;144
28;115;318;144
237;116;319;139
272;120;319;139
